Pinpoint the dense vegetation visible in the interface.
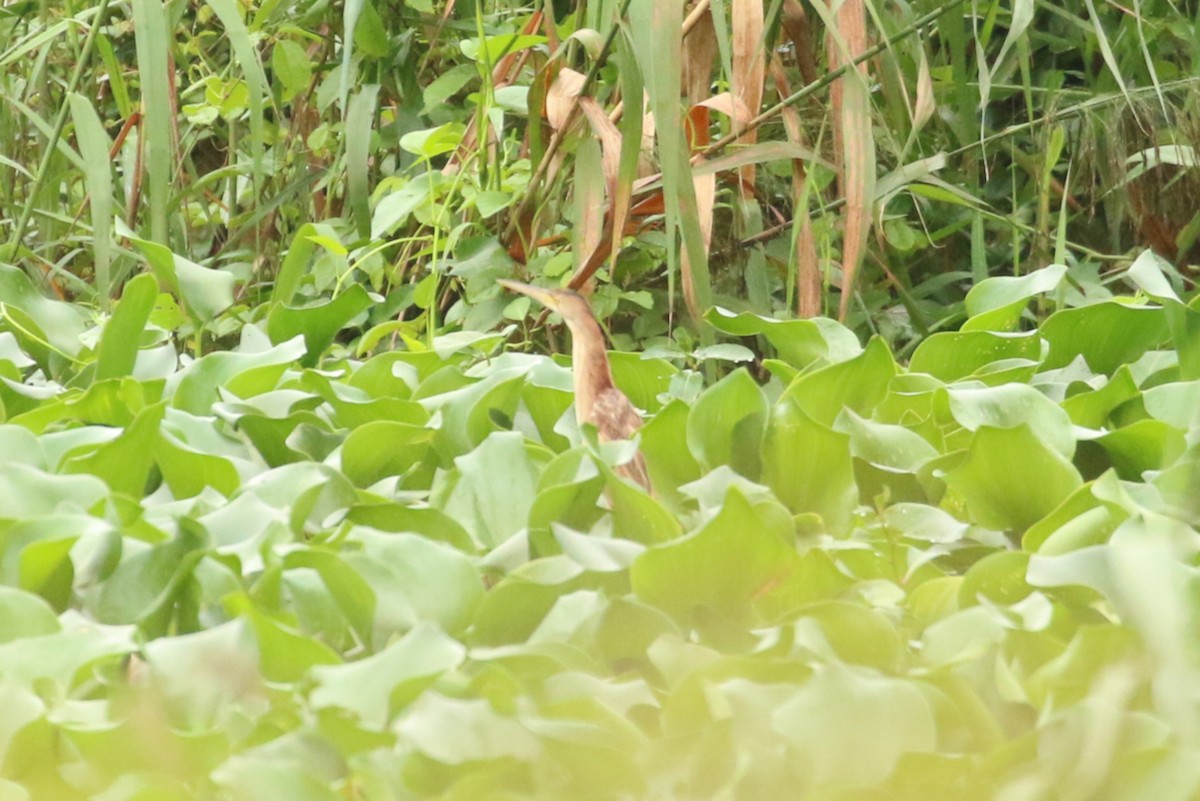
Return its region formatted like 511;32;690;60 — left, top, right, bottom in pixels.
0;0;1199;799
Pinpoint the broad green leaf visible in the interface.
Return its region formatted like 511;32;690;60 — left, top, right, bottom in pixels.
631;487;800;627
61;401;166;496
94;273;158;381
310;624;465;730
340;420;434;487
267;284;375;366
124;233;236;323
909;330;1041;382
1041;303;1170;374
963;264;1066;332
345;530;484;640
0;263;87;360
944;424;1083;531
228;594;342;682
0;586;59;643
772;663;936;789
762;401;857;532
395;693;540;764
436;432;541;549
944;383;1076;458
169;336;307;414
783;336;896;426
704;307;862;368
686;369;767;477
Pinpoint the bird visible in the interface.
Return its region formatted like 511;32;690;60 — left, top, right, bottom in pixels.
497;279;652;492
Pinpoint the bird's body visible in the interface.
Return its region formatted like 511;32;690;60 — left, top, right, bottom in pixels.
498;279;651;492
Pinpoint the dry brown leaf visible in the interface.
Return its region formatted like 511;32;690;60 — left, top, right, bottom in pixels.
579;97;623;198
732;0;765;196
547;67;588;131
828;0;874;322
695;93;756;128
769;56;822;318
911;47;935;138
680;169;716;321
781;0;819;88
682;4;718;103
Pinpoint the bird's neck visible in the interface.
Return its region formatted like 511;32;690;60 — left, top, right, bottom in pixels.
570;313;614;422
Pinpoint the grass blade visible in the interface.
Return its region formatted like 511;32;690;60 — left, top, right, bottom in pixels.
67;93;113;308
131;0;172;245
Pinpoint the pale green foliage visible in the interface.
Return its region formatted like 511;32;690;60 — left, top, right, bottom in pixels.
0;244;1195;798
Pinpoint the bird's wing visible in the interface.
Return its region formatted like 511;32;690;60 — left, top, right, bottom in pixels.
591;387;644;443
591;387;652;492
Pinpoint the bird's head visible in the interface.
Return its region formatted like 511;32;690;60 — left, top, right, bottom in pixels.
497;279;596;331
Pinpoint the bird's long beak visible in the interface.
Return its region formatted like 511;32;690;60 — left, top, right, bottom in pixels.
497;279;560;311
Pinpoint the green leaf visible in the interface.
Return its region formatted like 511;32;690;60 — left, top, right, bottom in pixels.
0;262;87;361
772;663;936;789
686;369;767;477
1041;302;1170;374
266;284;375;366
909;330;1041;382
944;423;1083;531
345;530;484;639
436;432;542;549
631;487;800;627
310;623;465;730
704;307;861;369
783;336;896;426
963;263;1067;331
340;420;434;487
94;273;158;381
123;232;236;324
762;401;857;532
0;586;59;643
395;693;540;764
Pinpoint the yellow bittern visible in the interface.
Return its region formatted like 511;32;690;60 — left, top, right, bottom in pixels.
498;279;652;492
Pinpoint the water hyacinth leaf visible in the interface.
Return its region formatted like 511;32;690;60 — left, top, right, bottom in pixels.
0;586;58;644
762;400;857;532
61;400;166;497
345;531;484;639
94;272;158;382
704;307;862;368
1060;366;1139;428
772;662;936;790
639;400;702;502
310;624;466;730
963;263;1067;332
0;464;108;521
267;284;375;367
1093;420;1186;479
631;487;801;627
944;383;1076;459
340;420;434;487
396;694;540;764
436;432;541;549
170;337;307;415
97;526;206;627
156;428;242;498
686;368;767;477
1041;303;1170;373
600;460;683;545
783;336;896;426
909;330;1041;382
0;263;88;360
944;424;1083;531
838;409;938;472
123;233;236;324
